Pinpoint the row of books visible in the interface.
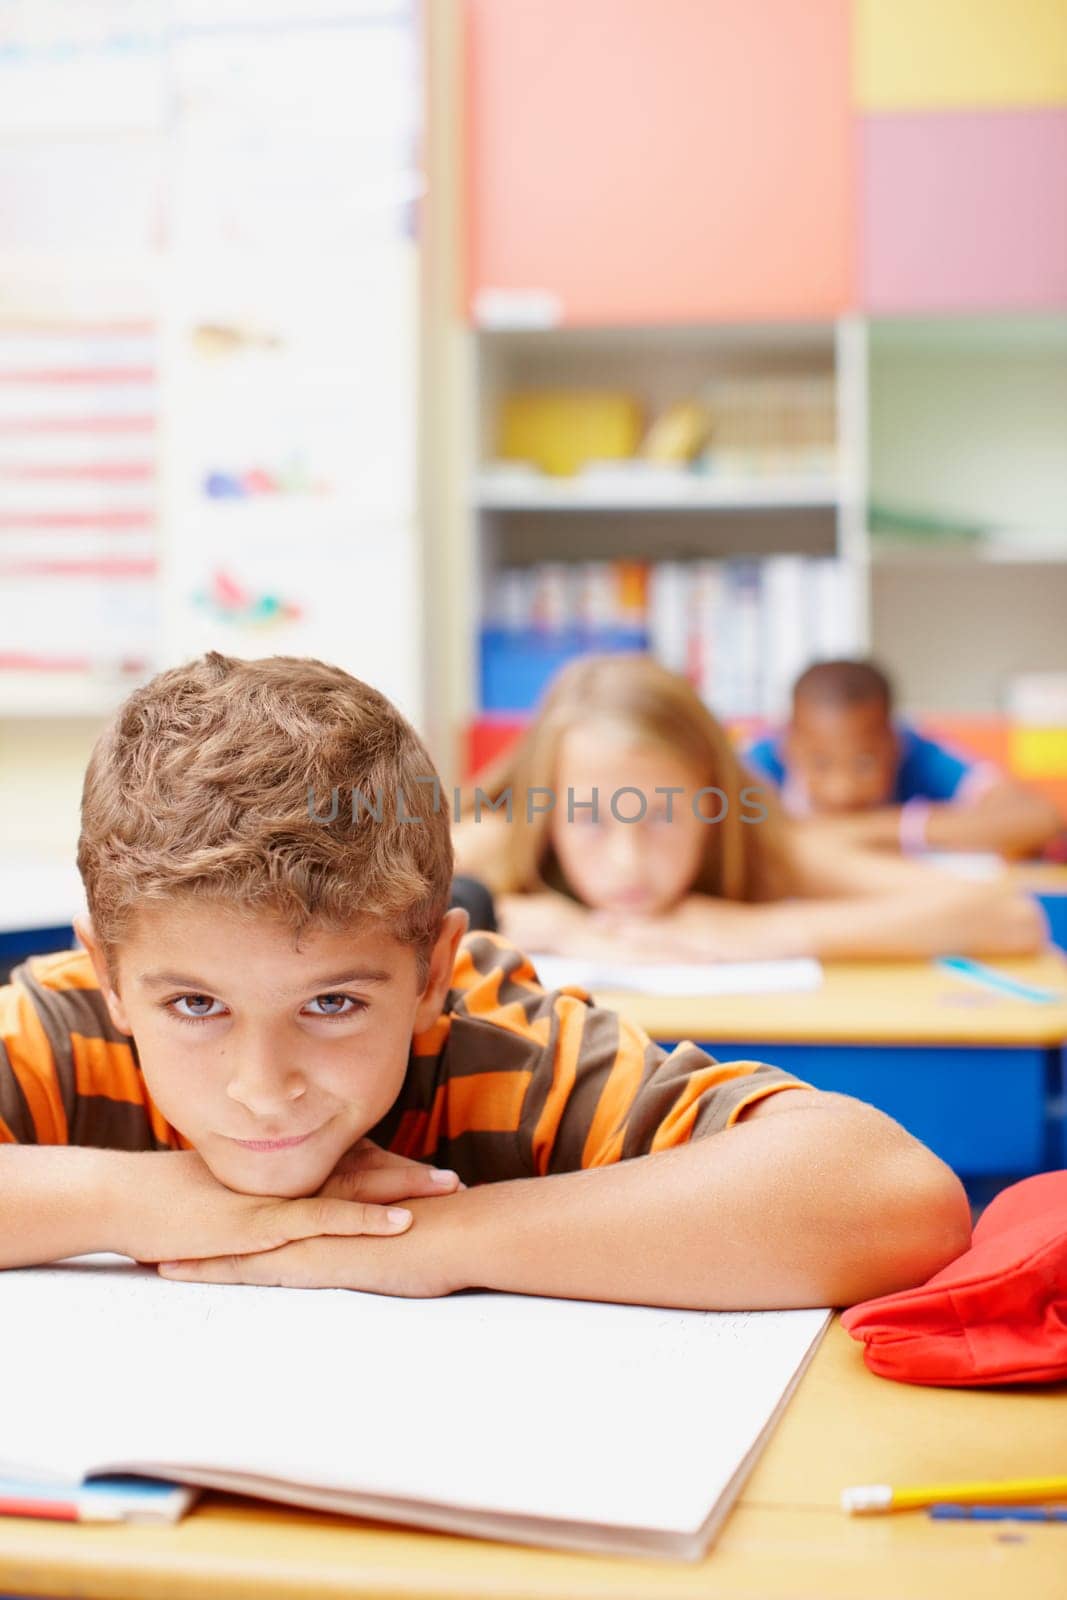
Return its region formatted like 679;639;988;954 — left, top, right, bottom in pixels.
484;557;861;719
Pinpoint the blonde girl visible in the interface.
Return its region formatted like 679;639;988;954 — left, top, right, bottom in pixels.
454;654;1045;962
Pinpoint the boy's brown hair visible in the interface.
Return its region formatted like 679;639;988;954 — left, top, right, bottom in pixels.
78;652;453;975
792;659;893;717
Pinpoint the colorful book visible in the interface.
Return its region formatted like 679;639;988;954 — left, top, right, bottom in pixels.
0;1475;197;1525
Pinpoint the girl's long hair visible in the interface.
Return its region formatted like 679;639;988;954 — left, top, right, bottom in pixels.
466;653;789;902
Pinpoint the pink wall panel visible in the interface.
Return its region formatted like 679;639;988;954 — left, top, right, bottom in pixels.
465;0;854;325
863;110;1067;313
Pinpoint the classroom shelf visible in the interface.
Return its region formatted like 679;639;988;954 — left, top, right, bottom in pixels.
869;541;1067;566
473;471;841;513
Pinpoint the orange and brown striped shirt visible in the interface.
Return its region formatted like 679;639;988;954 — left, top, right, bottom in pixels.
0;932;809;1180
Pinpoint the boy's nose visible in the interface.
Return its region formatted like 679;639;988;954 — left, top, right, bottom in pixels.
225;1046;306;1118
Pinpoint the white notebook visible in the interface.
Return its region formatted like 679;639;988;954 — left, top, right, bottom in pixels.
527;954;823;999
1;1256;829;1560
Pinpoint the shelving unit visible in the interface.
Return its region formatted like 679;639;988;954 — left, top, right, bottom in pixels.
473;471;840;513
437;308;1067;767
455;318;870;733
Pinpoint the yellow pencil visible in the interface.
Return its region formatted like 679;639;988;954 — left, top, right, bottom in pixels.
842;1477;1067;1514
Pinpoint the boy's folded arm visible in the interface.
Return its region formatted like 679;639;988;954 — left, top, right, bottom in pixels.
178;1091;969;1308
0;1145;125;1268
805;786;1063;859
432;1090;971;1311
921;783;1064;858
0;1144;418;1270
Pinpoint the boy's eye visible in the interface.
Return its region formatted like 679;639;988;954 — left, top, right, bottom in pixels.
304;993;364;1018
171;994;225;1020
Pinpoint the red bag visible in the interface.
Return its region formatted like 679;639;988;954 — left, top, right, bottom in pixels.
841;1171;1067;1386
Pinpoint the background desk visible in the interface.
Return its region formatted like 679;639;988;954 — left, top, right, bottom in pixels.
1014;862;1067;953
0;1320;1062;1600
599;953;1067;1186
0;860;84;980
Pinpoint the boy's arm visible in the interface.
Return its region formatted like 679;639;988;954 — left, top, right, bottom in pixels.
799;783;1063;859
0;1144;451;1270
158;1089;971;1309
0;1145;122;1267
921;782;1063;858
438;1090;970;1307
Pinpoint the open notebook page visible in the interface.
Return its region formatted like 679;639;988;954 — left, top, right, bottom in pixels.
526;953;823;998
1;1256;828;1558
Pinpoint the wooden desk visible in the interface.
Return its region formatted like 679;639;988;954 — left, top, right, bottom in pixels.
595;951;1067;1048
599;953;1067;1184
0;1321;1062;1600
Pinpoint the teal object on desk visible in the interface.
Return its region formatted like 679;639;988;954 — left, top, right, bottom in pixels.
937;956;1060;1005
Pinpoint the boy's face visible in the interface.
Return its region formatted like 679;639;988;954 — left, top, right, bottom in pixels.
80;901;466;1198
785;699;898;814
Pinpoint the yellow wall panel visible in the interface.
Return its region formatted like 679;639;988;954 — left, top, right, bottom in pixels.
1010;727;1067;780
856;0;1067;110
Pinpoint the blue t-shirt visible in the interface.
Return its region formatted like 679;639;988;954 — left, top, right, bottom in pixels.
744;724;975;806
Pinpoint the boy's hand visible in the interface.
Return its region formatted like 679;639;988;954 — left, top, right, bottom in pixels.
106;1149;425;1266
157;1193;469;1297
317;1138;464;1204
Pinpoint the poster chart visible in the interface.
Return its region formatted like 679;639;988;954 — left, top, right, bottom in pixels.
0;0;422;722
0;316;161;710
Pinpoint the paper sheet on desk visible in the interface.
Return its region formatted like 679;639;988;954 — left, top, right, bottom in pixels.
920;851;1003;881
527;954;823;997
0;1255;829;1560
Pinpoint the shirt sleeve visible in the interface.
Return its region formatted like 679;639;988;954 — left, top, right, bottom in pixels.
0;963;73;1143
443;934;811;1177
743;736;786;787
0;955;175;1150
898;729;990;803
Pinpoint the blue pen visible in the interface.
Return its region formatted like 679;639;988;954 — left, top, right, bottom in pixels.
936;956;1061;1005
930;1504;1067;1523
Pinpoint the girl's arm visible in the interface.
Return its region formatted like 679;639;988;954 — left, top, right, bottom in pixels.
588;838;1047;962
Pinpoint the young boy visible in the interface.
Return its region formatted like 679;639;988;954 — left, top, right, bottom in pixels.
746;660;1061;859
0;653;968;1308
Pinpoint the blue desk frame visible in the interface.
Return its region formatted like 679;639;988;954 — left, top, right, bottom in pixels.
1035;889;1067;954
0;924;74;961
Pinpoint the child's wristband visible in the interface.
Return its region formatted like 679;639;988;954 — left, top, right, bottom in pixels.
899;798;932;855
